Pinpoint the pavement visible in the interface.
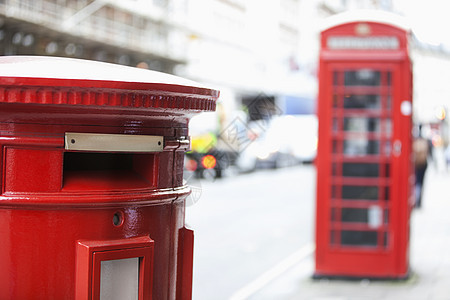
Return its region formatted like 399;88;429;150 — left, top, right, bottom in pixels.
245;165;450;300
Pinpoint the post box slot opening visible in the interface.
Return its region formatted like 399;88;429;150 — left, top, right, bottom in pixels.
63;152;157;190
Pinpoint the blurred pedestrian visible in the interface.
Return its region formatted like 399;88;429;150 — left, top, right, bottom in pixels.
413;124;429;208
445;144;450;171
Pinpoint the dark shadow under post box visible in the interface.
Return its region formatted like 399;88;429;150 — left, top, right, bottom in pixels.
0;56;219;300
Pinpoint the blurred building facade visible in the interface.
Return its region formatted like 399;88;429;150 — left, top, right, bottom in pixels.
0;0;319;122
0;0;449;127
0;0;188;73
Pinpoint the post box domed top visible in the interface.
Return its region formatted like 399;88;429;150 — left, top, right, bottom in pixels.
0;56;218;112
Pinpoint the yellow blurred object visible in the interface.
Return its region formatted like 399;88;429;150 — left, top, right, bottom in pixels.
435;106;446;121
190;133;217;153
201;155;217;169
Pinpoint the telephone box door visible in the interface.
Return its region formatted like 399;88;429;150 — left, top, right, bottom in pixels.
315;60;413;278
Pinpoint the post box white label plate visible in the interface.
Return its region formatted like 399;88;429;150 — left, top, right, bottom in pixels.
100;257;139;300
65;132;163;152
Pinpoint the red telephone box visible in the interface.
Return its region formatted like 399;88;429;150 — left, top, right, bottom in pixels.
0;56;218;299
315;11;414;279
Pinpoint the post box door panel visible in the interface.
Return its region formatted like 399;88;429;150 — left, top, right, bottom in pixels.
76;236;154;300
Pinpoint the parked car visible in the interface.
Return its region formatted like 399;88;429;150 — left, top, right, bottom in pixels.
236;115;318;172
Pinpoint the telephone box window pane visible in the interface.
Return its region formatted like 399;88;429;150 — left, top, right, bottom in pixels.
383;119;392;136
100;258;139;300
331;207;338;222
384;164;390;178
332;163;337;176
386;72;392;86
332;140;339;153
343;139;379;155
330;230;338;245
341;208;368;223
344;94;381;109
385;187;390;201
344;70;381;86
332;117;339;131
342;185;378;200
333;95;339;108
331;185;339;198
344;117;379;132
333;72;339;86
384;232;389;247
341;230;378;247
384;141;391;156
342;163;379;177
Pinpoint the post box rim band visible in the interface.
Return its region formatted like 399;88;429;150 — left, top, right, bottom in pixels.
0;185;191;208
0;85;217;112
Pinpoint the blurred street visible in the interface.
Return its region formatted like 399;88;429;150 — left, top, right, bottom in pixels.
187;163;450;300
186;165;316;300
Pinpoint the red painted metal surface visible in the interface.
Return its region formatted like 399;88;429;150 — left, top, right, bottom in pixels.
0;56;218;299
76;236;154;300
315;13;413;279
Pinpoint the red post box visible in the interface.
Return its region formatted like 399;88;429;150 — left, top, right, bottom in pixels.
0;56;218;299
315;11;413;279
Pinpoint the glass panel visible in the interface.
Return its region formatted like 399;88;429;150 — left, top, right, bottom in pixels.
344;94;381;109
341;208;368;223
387;95;392;109
383;119;392;136
368;205;382;228
100;258;139;300
384;141;391;156
344;117;379;132
344;70;381;86
342;185;379;200
332;139;339;153
332;117;339;131
331;207;338;222
330;230;338;245
384;164;390;178
332;163;338;176
386;72;391;86
333;94;339;108
331;185;339;198
333;71;339;86
383;232;389;247
343;139;379;155
341;230;378;247
343;117;392;136
385;186;390;201
342;163;379;177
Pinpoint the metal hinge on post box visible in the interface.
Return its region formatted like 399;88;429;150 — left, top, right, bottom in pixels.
65;132;164;152
177;136;190;150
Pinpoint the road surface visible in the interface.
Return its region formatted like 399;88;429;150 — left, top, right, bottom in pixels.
185;165;316;300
